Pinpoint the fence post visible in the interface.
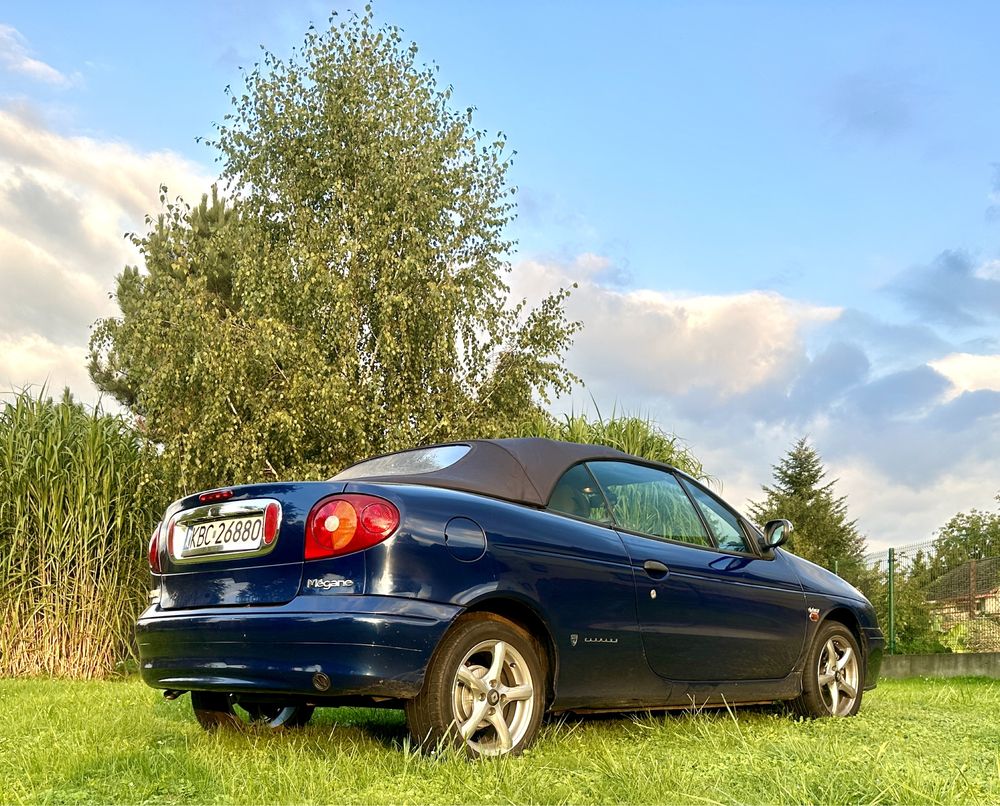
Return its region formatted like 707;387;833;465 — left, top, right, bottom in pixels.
887;548;896;655
834;559;840;576
969;559;977;617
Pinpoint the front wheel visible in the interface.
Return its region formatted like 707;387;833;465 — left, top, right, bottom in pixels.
791;621;864;718
189;691;314;730
405;613;546;757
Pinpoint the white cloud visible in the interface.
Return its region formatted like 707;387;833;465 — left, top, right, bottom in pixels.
511;257;841;401
0;106;213;406
0;333;91;401
834;457;1000;554
974;258;1000;281
0;109;210;216
929;352;1000;398
568;252;632;287
0;25;78;87
512;254;1000;549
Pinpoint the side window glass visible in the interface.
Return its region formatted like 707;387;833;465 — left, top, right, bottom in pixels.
548;464;611;524
681;479;751;553
586;462;710;547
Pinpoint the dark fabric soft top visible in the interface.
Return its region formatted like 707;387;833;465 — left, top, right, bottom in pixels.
334;438;632;507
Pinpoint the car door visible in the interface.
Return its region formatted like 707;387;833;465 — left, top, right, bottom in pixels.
585;461;807;682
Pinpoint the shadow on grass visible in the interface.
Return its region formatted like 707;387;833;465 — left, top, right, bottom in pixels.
167;698;796;757
547;700;787;727
293;706;411;750
155;696;412;753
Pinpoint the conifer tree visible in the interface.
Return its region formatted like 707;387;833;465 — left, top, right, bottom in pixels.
748;438;868;576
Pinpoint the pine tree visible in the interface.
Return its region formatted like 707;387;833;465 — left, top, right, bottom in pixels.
748;438;868;577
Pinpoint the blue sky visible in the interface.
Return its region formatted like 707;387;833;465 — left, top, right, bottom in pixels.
2;1;999;549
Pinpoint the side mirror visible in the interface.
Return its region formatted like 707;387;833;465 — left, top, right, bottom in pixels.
763;519;793;549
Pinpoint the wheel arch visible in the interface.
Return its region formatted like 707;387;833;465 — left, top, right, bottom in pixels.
823;606;862;642
459;593;559;705
821;606;866;669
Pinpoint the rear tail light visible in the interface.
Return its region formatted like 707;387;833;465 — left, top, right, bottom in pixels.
263;501;280;544
148;522;161;574
305;494;399;561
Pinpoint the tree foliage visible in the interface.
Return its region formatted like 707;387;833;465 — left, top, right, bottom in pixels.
862;550;949;655
856;494;1000;656
89;9;578;493
748;437;867;575
932;498;1000;570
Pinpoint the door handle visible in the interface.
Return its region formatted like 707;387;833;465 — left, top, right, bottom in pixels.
643;560;669;578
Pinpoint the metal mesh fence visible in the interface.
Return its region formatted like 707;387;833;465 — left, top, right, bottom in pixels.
843;537;1000;654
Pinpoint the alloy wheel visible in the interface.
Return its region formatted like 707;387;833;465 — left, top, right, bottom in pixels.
451;639;536;756
816;635;860;716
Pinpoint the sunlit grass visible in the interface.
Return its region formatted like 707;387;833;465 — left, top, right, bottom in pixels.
2;677;998;804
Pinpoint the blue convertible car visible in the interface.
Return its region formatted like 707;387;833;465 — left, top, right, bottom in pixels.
138;438;884;756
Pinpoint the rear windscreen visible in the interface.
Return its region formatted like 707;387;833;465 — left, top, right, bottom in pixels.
332;444;470;480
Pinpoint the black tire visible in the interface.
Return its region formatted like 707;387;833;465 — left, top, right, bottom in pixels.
189;691;314;730
791;620;864;718
190;691;241;730
406;613;546;757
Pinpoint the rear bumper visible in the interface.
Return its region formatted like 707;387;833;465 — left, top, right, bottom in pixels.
136;594;461;699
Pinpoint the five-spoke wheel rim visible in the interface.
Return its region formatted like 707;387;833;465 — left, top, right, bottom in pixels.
817;635;859;716
452;639;535;756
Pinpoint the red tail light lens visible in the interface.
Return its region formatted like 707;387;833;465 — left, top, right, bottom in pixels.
199;489;234;503
305;494;399;561
263;501;280;544
148;523;161;574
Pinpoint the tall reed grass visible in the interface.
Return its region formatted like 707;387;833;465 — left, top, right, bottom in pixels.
517;407;707;479
0;389;164;678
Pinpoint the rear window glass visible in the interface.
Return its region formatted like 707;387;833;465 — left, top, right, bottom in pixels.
332;445;470;480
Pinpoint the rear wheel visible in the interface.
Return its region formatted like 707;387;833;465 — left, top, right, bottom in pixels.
241;702;315;727
190;691;314;730
791;621;863;718
406;613;546;757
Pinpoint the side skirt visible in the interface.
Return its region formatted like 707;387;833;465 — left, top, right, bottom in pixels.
551;670;802;714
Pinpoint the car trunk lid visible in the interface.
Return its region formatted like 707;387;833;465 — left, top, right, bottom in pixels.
157;481;346;609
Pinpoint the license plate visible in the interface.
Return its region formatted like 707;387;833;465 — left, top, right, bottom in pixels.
175;514;265;559
167;498;280;564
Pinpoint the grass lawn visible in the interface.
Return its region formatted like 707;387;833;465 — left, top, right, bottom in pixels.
2;676;998;805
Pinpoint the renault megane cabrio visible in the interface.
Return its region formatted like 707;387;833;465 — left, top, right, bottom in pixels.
138;438;884;756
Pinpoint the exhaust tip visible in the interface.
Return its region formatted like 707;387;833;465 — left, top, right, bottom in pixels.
312;672;331;692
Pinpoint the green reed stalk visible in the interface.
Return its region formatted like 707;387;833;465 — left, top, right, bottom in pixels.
0;389;165;678
517;406;707;480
